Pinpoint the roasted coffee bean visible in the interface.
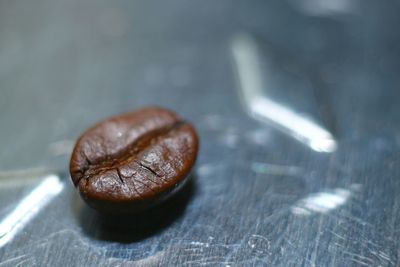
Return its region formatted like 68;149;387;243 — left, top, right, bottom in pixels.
69;107;199;213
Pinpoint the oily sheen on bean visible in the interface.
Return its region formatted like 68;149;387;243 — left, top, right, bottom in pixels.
69;107;199;213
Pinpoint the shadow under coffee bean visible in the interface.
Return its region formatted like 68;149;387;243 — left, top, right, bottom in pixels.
69;106;199;214
78;176;197;243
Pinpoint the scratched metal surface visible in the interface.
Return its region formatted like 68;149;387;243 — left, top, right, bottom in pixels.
1;0;400;266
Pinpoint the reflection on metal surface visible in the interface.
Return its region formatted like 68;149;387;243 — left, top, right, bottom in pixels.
219;132;239;148
198;164;219;177
246;129;271;146
48;140;74;156
290;0;356;16
291;187;353;215
0;167;55;188
0;167;51;179
231;33;337;153
0;175;64;247
251;162;303;176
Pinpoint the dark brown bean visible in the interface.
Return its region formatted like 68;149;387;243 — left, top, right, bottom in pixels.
69;107;199;214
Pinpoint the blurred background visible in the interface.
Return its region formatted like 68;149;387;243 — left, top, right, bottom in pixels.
1;0;400;266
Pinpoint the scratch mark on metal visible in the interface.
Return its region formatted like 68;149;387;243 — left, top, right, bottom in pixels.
0;255;29;266
327;229;346;240
15;258;31;267
248;234;271;252
309;216;324;267
378;251;391;261
341;250;374;265
190;241;210;247
284;237;297;248
349;258;371;266
368;249;395;265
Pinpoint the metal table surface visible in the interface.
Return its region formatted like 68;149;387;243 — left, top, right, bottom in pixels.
1;1;400;266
